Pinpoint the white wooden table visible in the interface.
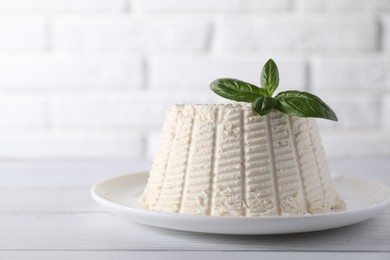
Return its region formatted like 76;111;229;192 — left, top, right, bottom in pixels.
1;159;389;260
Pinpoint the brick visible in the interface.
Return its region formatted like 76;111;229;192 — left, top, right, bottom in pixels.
0;17;46;51
52;16;210;52
311;56;387;90
48;90;214;128
321;132;390;158
297;0;390;12
382;95;390;130
133;0;291;12
215;15;378;51
0;95;46;127
315;93;379;130
0;54;142;88
0;132;142;159
0;0;126;12
149;55;306;91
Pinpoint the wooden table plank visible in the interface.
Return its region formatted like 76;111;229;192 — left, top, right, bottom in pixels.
0;212;389;251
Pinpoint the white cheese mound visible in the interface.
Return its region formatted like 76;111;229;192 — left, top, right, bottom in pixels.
139;104;345;216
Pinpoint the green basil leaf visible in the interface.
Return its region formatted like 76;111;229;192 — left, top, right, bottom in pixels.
210;78;266;102
275;91;338;121
252;96;277;116
260;59;279;96
258;87;270;97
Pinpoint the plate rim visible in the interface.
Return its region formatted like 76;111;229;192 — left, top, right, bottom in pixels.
91;172;390;234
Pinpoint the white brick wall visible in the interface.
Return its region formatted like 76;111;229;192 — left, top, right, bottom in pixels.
0;54;142;88
132;0;292;12
0;0;388;160
0;17;47;51
321;132;390;158
149;55;306;90
297;0;390;12
52;16;210;52
0;133;142;159
0;0;127;12
0;95;46;127
311;55;387;90
215;15;378;52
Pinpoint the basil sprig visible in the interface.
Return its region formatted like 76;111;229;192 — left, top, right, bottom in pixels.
210;59;338;121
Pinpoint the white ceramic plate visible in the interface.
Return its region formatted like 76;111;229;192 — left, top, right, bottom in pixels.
91;172;390;235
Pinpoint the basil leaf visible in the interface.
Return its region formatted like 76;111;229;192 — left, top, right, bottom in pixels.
252;96;277;116
257;87;270;97
275;91;338;121
260;59;279;96
210;78;266;102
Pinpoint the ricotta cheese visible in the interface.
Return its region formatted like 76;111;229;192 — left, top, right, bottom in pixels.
139;104;345;216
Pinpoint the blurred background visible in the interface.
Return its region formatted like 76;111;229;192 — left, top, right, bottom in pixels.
0;0;389;165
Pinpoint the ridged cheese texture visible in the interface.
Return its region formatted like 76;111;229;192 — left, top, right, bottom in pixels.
139;104;345;216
